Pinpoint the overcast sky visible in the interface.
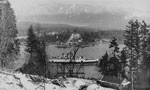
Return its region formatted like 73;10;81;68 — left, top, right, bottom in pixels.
8;0;150;29
8;0;150;17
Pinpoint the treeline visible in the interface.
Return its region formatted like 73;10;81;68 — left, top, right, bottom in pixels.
42;30;101;43
99;20;150;89
40;29;124;44
18;23;124;42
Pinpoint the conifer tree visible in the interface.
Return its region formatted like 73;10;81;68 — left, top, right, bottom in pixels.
124;20;143;90
20;26;47;76
99;52;109;76
109;37;119;57
140;21;150;70
139;21;150;87
120;47;128;69
109;38;121;76
26;26;39;53
0;1;19;68
124;20;141;68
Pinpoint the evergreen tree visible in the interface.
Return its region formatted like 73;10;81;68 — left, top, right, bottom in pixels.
99;38;122;77
120;47;128;70
99;52;109;76
0;1;19;68
123;20;149;89
109;57;120;76
140;21;150;70
109;38;121;76
26;26;39;53
109;37;119;57
19;26;47;76
124;20;141;68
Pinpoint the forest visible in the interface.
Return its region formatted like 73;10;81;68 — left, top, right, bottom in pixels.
0;0;150;90
37;29;124;44
99;20;150;89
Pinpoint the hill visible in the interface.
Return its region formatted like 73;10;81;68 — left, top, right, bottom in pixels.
0;70;118;90
17;22;124;42
17;22;75;36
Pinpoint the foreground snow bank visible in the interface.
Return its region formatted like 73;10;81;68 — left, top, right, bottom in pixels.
0;70;115;90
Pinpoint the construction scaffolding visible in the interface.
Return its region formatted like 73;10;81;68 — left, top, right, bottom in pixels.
48;32;98;77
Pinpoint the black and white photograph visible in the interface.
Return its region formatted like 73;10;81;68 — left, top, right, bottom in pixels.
0;0;149;90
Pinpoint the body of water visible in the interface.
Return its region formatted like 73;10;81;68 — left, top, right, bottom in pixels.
46;43;125;59
46;43;124;79
17;43;124;79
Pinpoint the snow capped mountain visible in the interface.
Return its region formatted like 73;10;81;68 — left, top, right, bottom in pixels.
20;11;127;30
56;4;95;15
18;3;150;30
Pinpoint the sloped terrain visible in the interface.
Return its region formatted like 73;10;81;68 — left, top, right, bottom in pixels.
0;70;115;90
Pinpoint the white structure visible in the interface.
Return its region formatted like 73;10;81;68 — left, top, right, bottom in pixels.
67;33;82;44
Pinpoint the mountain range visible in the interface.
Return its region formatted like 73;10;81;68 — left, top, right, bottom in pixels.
17;3;149;36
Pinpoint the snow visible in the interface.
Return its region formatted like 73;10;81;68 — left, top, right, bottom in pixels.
87;84;115;90
0;70;116;90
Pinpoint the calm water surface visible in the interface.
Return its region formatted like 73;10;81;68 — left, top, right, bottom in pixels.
46;43;124;59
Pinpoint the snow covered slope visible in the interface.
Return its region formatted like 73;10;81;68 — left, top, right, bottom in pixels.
0;70;115;90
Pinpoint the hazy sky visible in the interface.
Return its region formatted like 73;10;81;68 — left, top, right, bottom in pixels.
8;0;150;29
8;0;150;16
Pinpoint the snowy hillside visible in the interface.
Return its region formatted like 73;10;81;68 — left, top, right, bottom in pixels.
0;70;116;90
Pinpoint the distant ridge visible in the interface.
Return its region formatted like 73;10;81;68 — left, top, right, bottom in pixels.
17;21;124;42
17;21;98;36
17;22;75;36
